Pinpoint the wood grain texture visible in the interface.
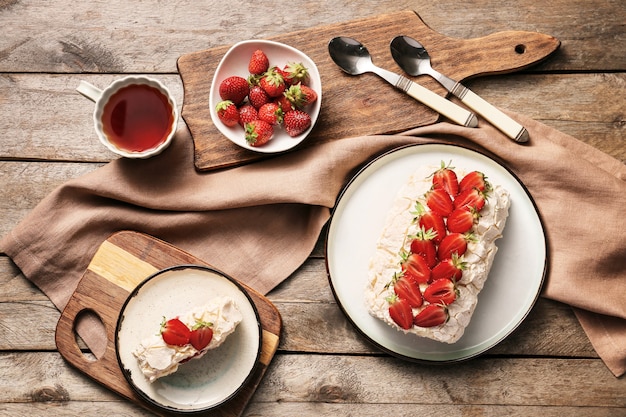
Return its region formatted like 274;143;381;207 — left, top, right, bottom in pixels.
177;11;559;171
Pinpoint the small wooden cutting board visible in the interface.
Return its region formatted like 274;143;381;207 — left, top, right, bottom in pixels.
55;231;281;417
177;10;559;171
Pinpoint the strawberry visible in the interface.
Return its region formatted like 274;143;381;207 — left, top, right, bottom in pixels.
160;317;191;346
282;61;309;85
425;188;454;217
431;160;459;197
447;207;478;234
413;304;448;327
189;320;214;351
400;250;431;284
390;272;423;308
387;294;414;330
258;102;283;125
248;85;271;109
454;187;486;211
259;67;286;98
283;109;311;137
431;253;466;282
274;95;295;113
412;202;446;244
409;226;438;267
238;104;258;127
423;278;458;305
218;75;249;105
215;100;239;127
248;49;269;75
284;83;317;108
458;171;491;194
245;120;274;146
437;232;473;260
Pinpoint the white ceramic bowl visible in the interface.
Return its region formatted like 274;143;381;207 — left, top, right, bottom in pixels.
209;39;322;153
115;265;262;413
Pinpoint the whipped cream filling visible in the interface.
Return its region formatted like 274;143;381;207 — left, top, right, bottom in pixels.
365;163;510;343
132;296;243;382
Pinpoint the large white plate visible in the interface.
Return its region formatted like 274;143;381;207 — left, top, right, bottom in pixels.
116;265;262;413
325;143;547;362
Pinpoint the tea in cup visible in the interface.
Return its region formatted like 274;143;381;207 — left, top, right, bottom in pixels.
77;76;178;158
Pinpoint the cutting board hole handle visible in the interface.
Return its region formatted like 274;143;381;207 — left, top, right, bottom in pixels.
72;309;109;362
515;44;527;54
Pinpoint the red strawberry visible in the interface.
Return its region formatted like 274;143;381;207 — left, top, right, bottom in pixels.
423;278;458;305
400;250;431;284
248;85;271;109
218;75;249;105
248;49;269;75
274;95;295;113
437;232;472;260
189;320;214;351
413;304;448;327
425;188;454;217
283;110;312;137
245;120;274;147
410;227;438;267
454;187;486;211
215;100;239;127
431;160;459;197
431;254;466;282
160;317;191;346
284;83;317;108
459;171;491;194
387;294;414;330
258;102;284;126
391;272;423;308
238;104;258;127
282;61;309;85
447;207;478;234
259;67;286;97
413;202;446;244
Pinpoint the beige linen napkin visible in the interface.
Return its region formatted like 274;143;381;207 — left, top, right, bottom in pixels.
1;112;625;376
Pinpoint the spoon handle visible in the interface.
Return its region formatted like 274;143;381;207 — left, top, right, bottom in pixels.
451;84;529;142
396;77;478;128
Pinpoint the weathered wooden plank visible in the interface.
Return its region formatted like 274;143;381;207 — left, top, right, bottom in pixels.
0;1;623;72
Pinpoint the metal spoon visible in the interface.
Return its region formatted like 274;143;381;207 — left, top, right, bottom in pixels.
390;35;529;143
328;36;477;128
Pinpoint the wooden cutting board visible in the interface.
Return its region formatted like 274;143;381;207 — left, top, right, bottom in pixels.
177;10;559;171
55;231;281;417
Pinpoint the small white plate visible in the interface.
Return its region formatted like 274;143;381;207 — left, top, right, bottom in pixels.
209;39;322;153
116;265;262;413
326;143;547;362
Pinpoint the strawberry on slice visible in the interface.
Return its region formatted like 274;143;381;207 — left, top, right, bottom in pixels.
437;232;473;260
189;320;214;351
400;250;431;284
245;120;274;147
390;272;423;308
238;104;258;127
248;49;269;75
248;85;271;109
412;201;446;244
259;67;286;98
284;83;317;108
431;253;466;282
387;294;414;330
431;160;459;197
218;75;249;105
258;102;284;126
454;187;487;211
458;171;492;194
215;100;239;127
160;317;191;346
423;278;458;305
283;109;312;137
409;226;438;267
446;207;478;234
413;304;449;328
425;187;454;217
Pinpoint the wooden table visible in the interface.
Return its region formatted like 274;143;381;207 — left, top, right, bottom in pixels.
1;1;624;416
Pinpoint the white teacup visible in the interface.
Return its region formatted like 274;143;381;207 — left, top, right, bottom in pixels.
77;76;178;159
